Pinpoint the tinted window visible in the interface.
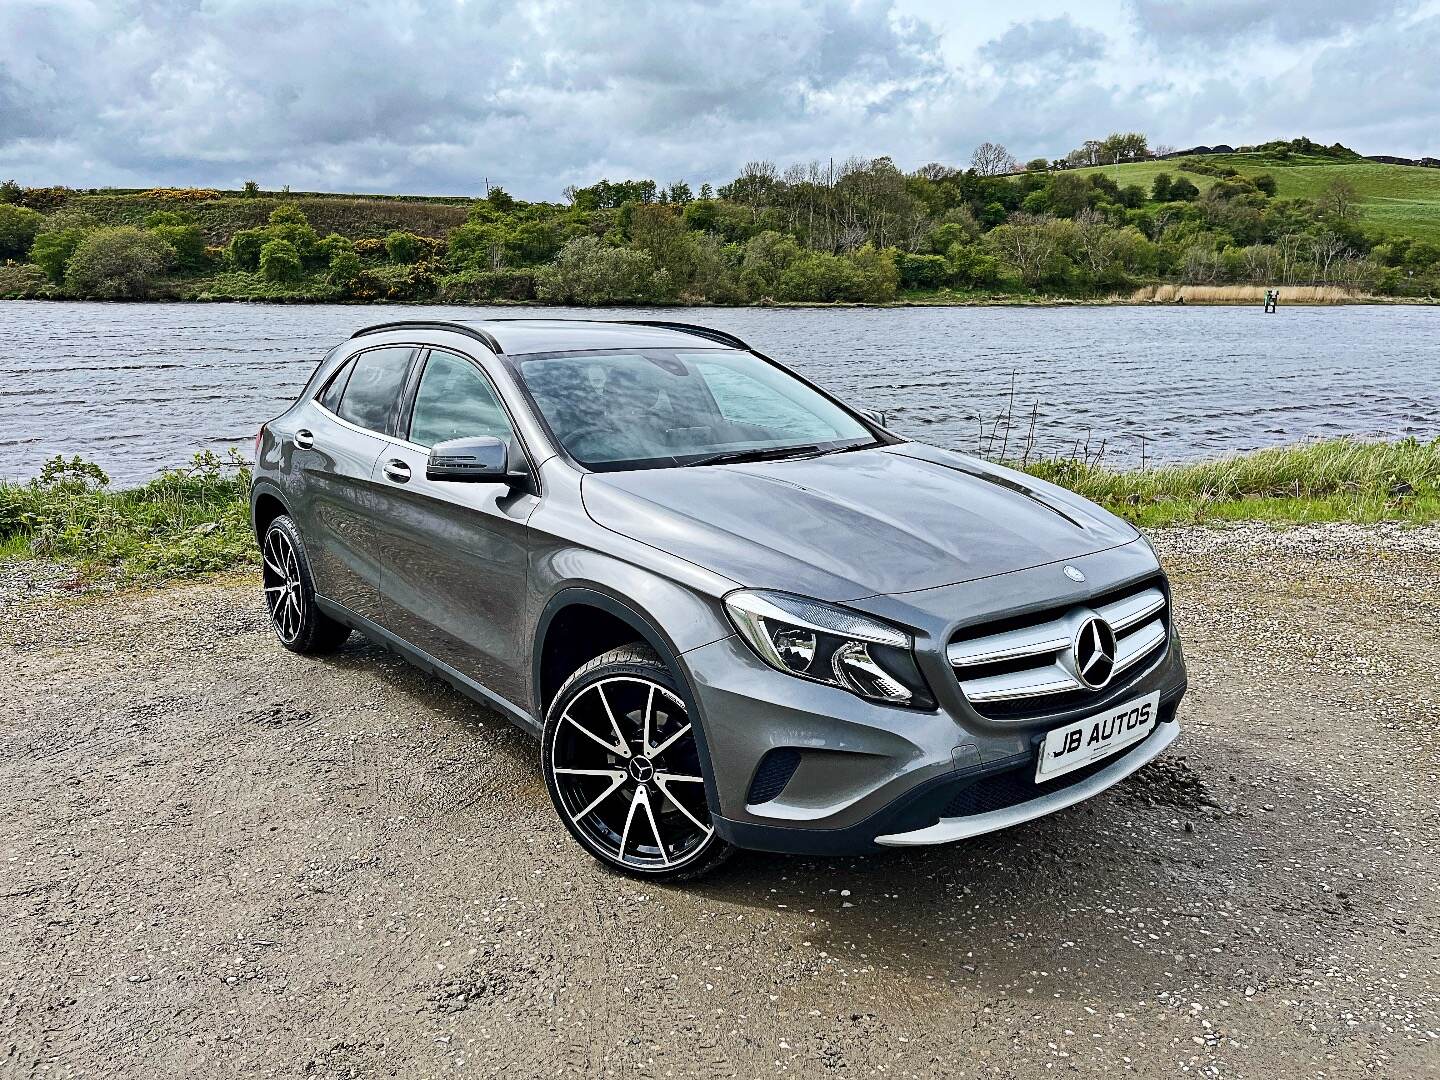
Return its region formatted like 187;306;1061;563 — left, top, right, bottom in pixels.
335;347;413;433
517;349;872;470
318;358;354;412
408;350;515;448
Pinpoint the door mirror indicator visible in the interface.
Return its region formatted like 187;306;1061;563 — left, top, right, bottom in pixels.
426;436;510;483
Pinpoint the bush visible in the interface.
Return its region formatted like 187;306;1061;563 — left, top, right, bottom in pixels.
64;227;176;298
0;203;45;260
775;252;863;302
148;222;208;272
535;236;665;304
29;227;89;283
897;252;949;290
437;268;539;302
258;238;303;282
384;230;426;263
228;228;267;270
326;248;362;286
0;262;52;298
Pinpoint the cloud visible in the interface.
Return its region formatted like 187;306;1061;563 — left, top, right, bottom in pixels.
0;0;1435;197
1129;0;1409;46
979;16;1107;67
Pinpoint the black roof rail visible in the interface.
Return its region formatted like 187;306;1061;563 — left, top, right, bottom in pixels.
619;320;750;350
351;320;503;353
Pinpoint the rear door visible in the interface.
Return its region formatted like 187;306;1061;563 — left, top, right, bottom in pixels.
367;348;538;707
297;345;415;620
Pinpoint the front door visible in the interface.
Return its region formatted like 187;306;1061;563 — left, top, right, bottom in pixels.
368;348;538;708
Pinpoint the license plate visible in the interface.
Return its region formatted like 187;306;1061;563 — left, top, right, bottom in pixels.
1035;691;1159;783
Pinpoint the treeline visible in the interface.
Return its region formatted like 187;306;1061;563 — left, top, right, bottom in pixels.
1;150;1437;304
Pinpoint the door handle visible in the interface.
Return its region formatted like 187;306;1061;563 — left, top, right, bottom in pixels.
382;459;412;484
294;428;314;450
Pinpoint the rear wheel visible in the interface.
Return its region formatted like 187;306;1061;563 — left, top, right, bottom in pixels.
260;514;351;655
542;645;734;881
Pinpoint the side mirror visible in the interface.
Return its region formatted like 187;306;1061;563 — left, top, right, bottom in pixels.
859;407;888;428
427;436;509;483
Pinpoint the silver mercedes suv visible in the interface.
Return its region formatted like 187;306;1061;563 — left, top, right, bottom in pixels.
251;318;1186;880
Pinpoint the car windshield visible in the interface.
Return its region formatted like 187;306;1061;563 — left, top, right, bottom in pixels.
515;349;878;471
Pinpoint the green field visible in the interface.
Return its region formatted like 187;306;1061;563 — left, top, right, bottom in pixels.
1072;153;1440;241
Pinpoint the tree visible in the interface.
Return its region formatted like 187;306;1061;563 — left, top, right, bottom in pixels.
0;204;45;260
228;228;268;270
384;231;426;264
535;236;667;304
738;230;801;298
1169;177;1200;202
1318;178;1359;220
64;227;175;298
29;227;88;283
259;238;303;282
1025;158;1050;173
970;142;1018;176
1151;173;1174;202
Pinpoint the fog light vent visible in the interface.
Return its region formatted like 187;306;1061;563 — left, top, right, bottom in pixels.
747;748;802;804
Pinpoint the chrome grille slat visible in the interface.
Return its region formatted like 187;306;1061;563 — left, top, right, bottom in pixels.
1098;588;1166;632
948;580;1168;721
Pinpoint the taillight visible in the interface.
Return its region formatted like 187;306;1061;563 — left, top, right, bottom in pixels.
254;424;267;461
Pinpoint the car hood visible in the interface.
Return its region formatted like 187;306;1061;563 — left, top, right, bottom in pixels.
580;444;1139;602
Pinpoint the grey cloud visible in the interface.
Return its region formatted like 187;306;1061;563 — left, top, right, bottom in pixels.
1129;0;1409;46
979;16;1107;67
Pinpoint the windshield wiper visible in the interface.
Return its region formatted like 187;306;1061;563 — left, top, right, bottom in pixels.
682;444;825;468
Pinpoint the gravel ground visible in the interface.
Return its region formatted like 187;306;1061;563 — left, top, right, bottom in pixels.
1;524;1437;1079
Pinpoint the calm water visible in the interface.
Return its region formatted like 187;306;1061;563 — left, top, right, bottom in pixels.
1;301;1436;485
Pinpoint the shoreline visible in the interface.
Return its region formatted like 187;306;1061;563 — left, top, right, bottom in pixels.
2;292;1436;308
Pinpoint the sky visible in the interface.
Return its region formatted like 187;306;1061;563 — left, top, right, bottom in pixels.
1;0;1437;200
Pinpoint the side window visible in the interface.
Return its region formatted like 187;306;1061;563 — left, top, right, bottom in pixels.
318;357;354;413
408;350;515;448
335;347;413;433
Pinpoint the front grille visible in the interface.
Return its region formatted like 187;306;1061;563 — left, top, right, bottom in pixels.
940;731;1151;818
948;577;1169;723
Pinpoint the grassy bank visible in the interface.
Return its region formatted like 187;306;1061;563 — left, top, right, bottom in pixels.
1;439;1436;587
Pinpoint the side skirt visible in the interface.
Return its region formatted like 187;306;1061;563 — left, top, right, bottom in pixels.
315;596;542;738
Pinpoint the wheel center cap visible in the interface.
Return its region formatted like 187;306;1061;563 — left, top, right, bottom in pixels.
628;756;655;783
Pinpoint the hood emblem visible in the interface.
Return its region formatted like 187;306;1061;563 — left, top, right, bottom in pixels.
1063;565;1086;583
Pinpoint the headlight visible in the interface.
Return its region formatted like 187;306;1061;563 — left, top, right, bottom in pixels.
723;590;935;709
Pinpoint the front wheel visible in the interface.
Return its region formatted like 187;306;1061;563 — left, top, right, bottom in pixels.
542;645;734;881
260;514;351;655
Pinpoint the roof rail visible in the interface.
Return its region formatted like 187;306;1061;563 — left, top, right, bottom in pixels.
619;320;750;350
351;320;503;353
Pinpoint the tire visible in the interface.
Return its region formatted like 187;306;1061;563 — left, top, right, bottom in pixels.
260;514;352;655
542;644;735;881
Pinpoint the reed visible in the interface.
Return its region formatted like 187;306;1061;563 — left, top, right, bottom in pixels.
1128;284;1369;304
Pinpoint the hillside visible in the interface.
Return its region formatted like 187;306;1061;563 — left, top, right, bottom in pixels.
1071;152;1440;241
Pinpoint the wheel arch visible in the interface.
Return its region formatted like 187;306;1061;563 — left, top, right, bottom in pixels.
250;480;290;541
534;586;721;811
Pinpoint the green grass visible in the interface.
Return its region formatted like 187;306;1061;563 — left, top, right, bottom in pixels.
2;439;1435;589
1024;437;1440;528
0;452;254;584
1071;154;1440;241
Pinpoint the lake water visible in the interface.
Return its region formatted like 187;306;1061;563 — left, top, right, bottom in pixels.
1;300;1435;485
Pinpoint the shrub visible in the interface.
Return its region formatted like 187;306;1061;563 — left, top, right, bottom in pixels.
775;252;863;302
64;227;176;298
738;230;801;298
535;236;665;304
326;248;362;286
29;227;89;283
0;262;52;298
384;230;426;263
1151;173;1173;202
259;238;303;282
353;237;388;262
148;222;208;272
0;204;45;260
139;188;221;201
897;252;949;289
437;268;538;302
228;228;267;270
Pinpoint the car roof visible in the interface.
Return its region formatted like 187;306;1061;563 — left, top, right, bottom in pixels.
349;318;749;356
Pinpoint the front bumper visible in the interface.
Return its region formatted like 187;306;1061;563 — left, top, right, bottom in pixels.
683;579;1188;856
